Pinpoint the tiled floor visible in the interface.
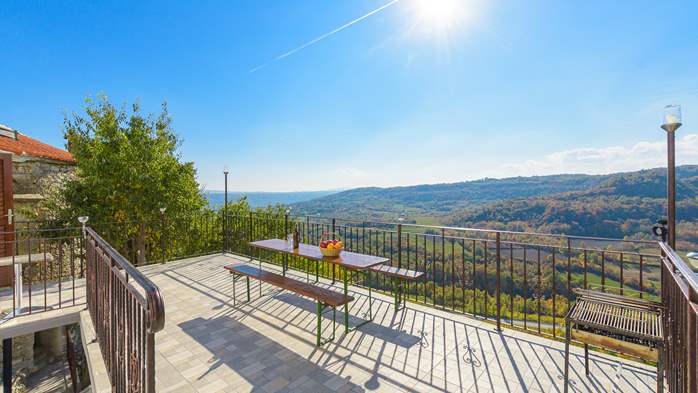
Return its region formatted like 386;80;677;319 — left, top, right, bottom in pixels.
0;253;658;392
134;253;657;393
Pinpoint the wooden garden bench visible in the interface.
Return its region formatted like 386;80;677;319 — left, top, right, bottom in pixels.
370;265;425;311
224;264;353;346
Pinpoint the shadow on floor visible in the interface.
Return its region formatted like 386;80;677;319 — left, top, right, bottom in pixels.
159;256;657;393
179;315;364;392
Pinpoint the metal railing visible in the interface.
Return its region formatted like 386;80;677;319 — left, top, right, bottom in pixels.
225;212;663;338
0;226;85;317
660;241;698;392
85;227;165;393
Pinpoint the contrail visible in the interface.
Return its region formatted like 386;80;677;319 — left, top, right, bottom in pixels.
249;0;401;73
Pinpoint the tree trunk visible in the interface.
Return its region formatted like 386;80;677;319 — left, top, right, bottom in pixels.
136;222;147;265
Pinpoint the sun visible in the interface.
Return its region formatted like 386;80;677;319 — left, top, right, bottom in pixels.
407;0;480;37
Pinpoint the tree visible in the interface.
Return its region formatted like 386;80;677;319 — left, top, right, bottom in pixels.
61;95;206;263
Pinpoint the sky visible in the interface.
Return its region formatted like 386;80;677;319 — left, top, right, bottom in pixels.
2;0;698;192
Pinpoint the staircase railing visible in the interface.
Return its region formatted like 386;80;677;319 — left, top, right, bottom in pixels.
85;227;165;393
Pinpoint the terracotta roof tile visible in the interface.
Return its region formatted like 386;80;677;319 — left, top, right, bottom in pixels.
0;132;75;163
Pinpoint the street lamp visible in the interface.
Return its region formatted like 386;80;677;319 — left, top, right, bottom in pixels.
223;166;229;252
78;216;89;238
661;104;682;248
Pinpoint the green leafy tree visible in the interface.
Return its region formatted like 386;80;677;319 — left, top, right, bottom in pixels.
61;96;206;263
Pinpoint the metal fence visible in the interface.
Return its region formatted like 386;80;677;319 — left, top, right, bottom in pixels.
226;212;663;338
0;226;84;317
660;242;698;392
85;227;165;393
1;212;222;319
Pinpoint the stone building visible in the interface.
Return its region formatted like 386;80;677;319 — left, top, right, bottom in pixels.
0;123;76;221
0;123;75;288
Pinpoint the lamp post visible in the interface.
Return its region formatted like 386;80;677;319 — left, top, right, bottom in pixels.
661;104;682;249
223;166;229;252
159;208;166;263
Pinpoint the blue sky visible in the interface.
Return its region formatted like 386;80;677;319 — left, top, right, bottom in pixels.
2;0;697;191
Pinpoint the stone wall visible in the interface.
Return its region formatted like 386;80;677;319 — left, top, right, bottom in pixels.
12;157;74;196
11;156;75;222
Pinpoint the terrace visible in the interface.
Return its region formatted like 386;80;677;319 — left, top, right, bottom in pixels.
0;213;695;392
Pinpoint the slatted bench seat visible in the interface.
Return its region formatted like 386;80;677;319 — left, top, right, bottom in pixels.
563;288;664;393
224;264;353;346
370;265;425;311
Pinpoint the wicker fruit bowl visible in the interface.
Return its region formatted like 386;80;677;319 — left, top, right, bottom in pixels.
319;232;344;257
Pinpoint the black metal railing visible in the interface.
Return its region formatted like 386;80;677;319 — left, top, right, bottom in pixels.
225;212;663;338
85;227;165;393
0;226;85;317
1;212;221;319
660;242;698;392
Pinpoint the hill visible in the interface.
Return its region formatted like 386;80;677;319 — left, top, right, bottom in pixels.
292;166;698;248
445;166;698;248
292;174;606;220
206;190;338;208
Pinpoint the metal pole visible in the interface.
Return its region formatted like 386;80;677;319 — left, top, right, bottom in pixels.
160;210;166;263
3;338;11;393
223;170;229;252
667;129;676;249
661;122;680;249
495;232;501;331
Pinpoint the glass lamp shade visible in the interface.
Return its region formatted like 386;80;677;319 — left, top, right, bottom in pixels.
663;104;682;126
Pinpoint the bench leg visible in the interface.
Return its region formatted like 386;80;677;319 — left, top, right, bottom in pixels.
317;302;322;346
233;274;237;306
315;260;319;283
246;276;251;302
316;302;336;346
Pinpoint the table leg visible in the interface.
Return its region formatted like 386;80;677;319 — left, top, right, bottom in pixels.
283;254;287;277
343;266;349;332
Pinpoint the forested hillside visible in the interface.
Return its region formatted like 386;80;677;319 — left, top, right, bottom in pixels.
446;166;698;249
293;166;698;249
292;173;606;219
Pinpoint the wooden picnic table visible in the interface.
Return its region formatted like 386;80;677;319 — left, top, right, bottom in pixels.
249;239;388;271
249;238;389;331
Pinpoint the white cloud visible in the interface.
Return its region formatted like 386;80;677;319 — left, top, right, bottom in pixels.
503;134;698;176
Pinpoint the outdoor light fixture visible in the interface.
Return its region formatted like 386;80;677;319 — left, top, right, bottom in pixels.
661;104;682;248
78;216;89;238
662;104;682;131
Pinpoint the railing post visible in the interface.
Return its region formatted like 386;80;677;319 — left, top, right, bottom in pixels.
3;337;12;393
496;231;501;331
397;223;402;269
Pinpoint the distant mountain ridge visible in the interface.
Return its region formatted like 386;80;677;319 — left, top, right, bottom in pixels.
206;190;338;208
292;173;607;219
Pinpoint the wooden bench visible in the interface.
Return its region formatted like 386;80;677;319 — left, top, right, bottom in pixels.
370;265;425;311
224;264;353;346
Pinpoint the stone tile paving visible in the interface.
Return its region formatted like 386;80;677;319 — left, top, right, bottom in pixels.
139;254;657;393
1;253;659;392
